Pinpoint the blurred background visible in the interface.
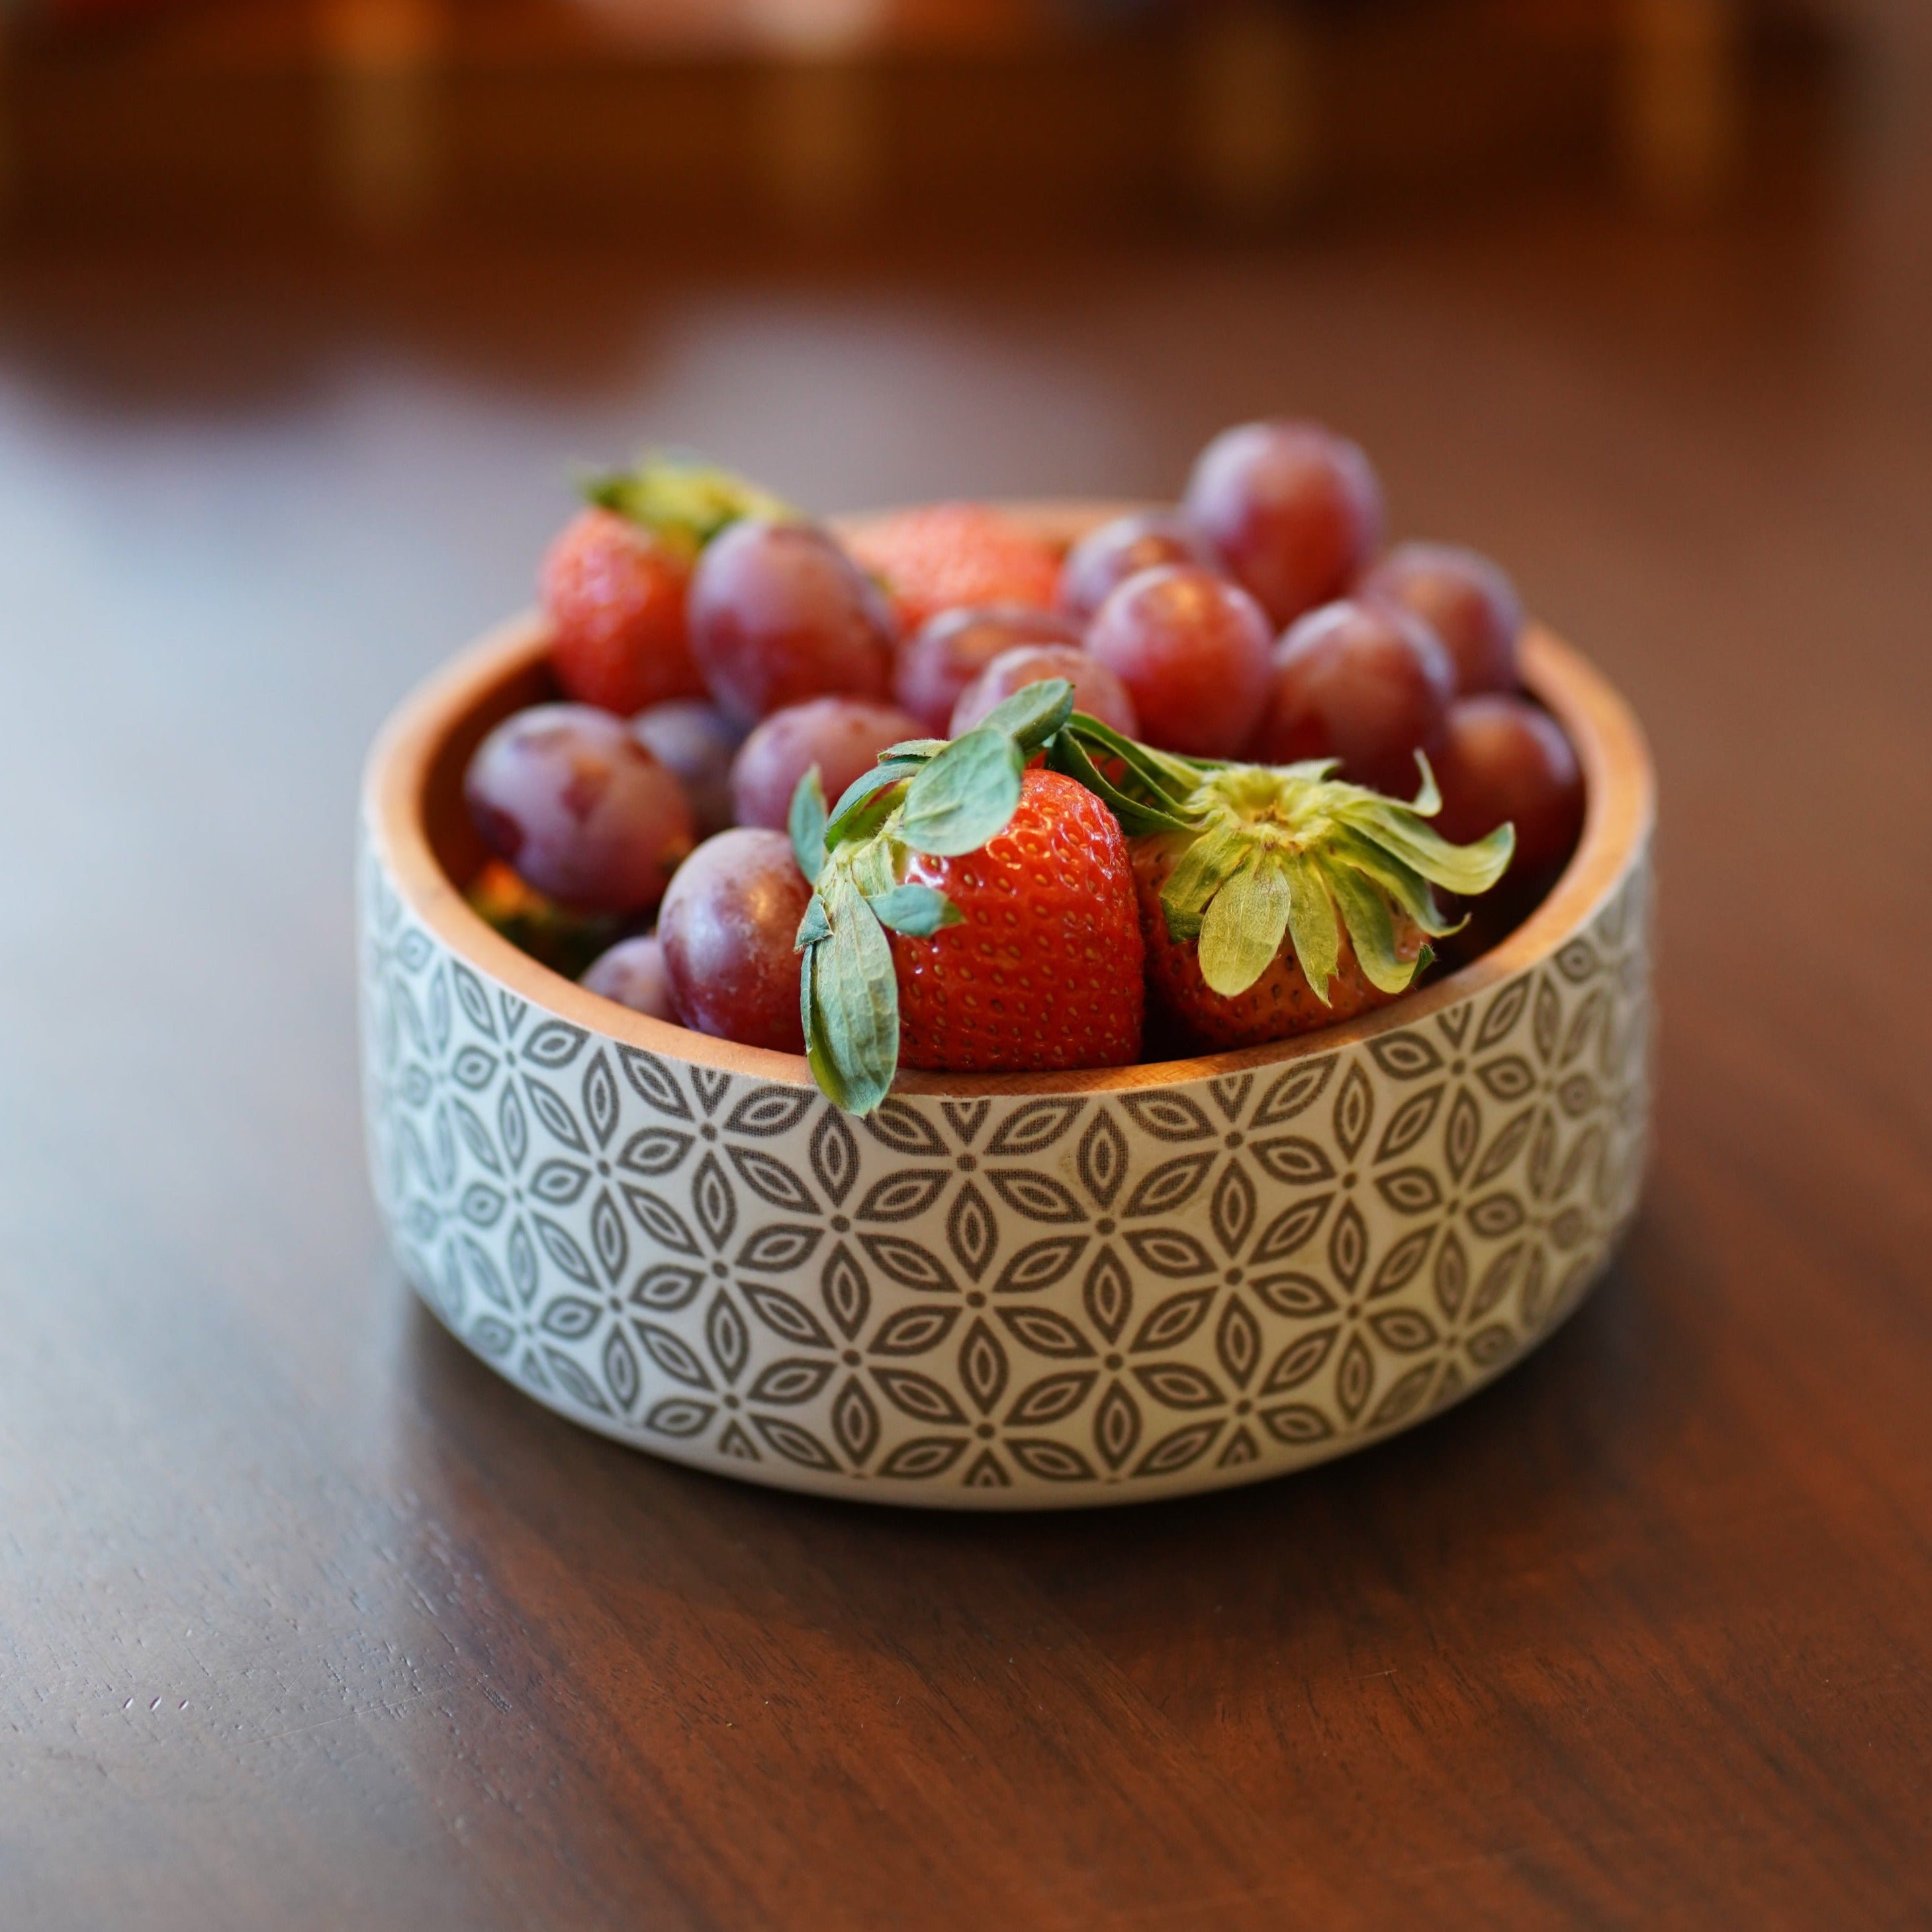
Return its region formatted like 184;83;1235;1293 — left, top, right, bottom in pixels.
0;0;1874;243
0;0;1920;619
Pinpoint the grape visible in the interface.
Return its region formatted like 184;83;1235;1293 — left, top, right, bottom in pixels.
1184;420;1385;627
1057;511;1217;622
657;828;811;1053
893;604;1082;735
630;698;744;840
1254;599;1453;796
1359;541;1524;696
580;934;678;1021
729;697;924;832
687;518;897;727
465;704;695;915
949;645;1139;739
1083;564;1273;758
1432;694;1583;875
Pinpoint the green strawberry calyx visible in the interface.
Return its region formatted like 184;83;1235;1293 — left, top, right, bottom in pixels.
581;449;796;559
789;678;1076;1116
1045;712;1516;1004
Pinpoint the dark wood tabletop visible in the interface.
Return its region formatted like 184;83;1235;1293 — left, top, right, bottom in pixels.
4;71;1931;1927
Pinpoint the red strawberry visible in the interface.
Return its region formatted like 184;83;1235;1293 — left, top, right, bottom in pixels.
1046;724;1514;1056
794;676;1139;1111
845;502;1062;636
541;508;707;715
892;770;1142;1073
1131;832;1420;1052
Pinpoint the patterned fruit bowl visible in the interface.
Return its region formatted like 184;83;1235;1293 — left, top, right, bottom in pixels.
360;504;1653;1508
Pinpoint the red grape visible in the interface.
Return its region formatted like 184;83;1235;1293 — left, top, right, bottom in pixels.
629;698;743;840
1083;564;1272;758
465;704;694;916
893;604;1082;735
1359;541;1524;696
580;934;678;1021
729;696;924;832
1432;694;1583;875
541;508;706;715
949;645;1139;739
687;518;897;727
1254;599;1454;796
1057;511;1217;622
657;829;811;1053
1184;420;1385;628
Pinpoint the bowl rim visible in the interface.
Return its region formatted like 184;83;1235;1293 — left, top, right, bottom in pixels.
363;500;1655;1099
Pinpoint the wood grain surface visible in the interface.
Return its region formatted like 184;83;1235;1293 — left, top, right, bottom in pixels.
2;89;1930;1930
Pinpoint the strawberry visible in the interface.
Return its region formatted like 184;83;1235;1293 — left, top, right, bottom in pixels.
792;679;1140;1111
892;770;1142;1073
1132;833;1423;1051
1046;715;1515;1053
544;454;796;715
845;502;1062;636
790;674;1514;1113
541;508;706;715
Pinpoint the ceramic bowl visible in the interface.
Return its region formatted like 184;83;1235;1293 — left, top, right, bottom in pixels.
360;504;1654;1509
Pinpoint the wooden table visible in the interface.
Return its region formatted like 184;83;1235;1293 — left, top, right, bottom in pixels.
3;102;1930;1927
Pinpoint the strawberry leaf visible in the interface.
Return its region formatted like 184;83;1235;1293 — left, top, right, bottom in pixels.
1338;798;1514;897
880;737;950;762
1197;856;1295;997
582;450;793;551
1160;823;1249;941
974;677;1075;751
1281;850;1341;1003
866;882;962;937
829;761;911;822
1324;858;1422;995
1045;730;1193;836
1326;825;1458;938
794;895;831;949
897;727;1025;857
802;949;854;1113
805;871;899;1116
1406;750;1443;816
826;766;914;849
1062;714;1201;802
789;766;828;885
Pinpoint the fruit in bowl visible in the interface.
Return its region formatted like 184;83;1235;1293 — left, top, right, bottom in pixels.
845;501;1062;635
360;425;1653;1509
464;703;694;916
947;644;1137;739
457;428;1591;1113
894;603;1084;735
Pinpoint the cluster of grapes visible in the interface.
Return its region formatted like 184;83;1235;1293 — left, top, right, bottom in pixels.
462;422;1583;1059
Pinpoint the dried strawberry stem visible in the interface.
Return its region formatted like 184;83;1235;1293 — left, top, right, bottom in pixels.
580;450;794;557
1047;712;1514;1003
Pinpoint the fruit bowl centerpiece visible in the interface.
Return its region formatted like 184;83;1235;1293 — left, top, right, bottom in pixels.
361;498;1653;1509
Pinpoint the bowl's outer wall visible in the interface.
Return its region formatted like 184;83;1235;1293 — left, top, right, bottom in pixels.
358;828;1653;1509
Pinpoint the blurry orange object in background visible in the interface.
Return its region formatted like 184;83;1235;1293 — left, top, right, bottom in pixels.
0;0;1847;245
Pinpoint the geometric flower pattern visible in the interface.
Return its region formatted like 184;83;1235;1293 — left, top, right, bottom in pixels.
360;827;1651;1508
